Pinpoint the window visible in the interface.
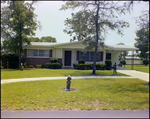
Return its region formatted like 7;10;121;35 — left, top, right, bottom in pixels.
79;51;101;61
106;53;111;60
27;49;49;57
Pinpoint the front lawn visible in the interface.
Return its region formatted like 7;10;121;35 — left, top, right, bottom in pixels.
123;65;149;73
1;68;128;79
1;78;149;110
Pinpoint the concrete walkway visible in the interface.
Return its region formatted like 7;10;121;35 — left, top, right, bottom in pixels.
1;76;135;84
1;70;149;84
117;70;149;82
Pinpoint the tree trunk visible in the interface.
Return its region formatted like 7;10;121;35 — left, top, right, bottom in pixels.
92;3;99;75
18;22;22;70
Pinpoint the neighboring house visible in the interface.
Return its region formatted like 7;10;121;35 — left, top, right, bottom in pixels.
125;56;143;65
23;41;138;68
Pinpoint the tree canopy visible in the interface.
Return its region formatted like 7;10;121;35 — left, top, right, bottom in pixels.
60;1;130;74
1;1;41;69
134;29;149;59
41;36;57;42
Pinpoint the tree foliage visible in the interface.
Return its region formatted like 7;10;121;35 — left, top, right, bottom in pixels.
41;36;57;42
60;1;130;74
134;29;149;59
1;1;41;69
28;37;41;42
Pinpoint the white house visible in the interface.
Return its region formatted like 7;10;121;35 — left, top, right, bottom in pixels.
125;56;143;65
23;41;139;68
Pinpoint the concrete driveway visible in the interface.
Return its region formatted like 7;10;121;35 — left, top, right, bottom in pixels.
117;70;149;82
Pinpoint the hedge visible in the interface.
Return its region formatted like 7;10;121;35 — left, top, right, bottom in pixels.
1;53;22;69
45;62;62;69
50;58;58;63
78;59;85;64
73;63;106;70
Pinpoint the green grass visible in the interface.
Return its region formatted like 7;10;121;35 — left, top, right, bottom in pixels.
1;78;149;111
123;65;149;73
1;68;128;79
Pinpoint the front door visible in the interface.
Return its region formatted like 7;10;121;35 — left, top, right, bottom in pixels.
64;51;71;66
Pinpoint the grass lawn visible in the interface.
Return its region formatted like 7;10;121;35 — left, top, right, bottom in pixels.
1;78;149;111
123;65;149;73
1;68;129;79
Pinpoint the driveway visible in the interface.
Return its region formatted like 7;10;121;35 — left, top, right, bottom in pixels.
117;70;149;82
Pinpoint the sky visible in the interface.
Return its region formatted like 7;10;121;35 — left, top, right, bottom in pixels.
1;1;149;54
32;1;149;46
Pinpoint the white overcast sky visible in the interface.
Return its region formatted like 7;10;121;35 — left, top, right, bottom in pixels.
1;1;149;48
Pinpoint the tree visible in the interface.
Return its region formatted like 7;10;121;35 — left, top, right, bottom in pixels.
1;1;41;70
117;43;129;60
40;36;57;42
134;29;149;59
60;1;129;75
127;1;149;30
28;37;42;42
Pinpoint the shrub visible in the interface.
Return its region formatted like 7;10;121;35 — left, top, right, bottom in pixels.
1;53;19;69
79;64;85;70
36;64;41;68
29;65;33;68
23;62;27;68
85;64;92;70
120;60;126;65
101;64;106;70
96;64;101;70
41;64;46;68
50;58;58;63
105;60;112;70
78;59;85;64
142;59;149;66
73;63;77;69
45;62;62;69
45;63;51;69
51;63;62;69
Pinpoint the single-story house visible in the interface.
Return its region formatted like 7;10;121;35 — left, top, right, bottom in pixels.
124;56;143;65
23;41;139;68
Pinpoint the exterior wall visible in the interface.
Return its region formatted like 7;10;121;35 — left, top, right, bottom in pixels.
24;57;50;67
23;49;52;67
106;51;120;65
126;59;143;64
55;49;63;58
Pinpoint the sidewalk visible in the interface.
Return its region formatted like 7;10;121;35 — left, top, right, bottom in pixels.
1;70;149;84
1;110;149;118
1;76;134;84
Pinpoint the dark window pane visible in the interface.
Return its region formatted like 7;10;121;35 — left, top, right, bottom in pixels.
79;52;89;61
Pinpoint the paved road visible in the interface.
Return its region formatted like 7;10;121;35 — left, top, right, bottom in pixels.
1;110;149;118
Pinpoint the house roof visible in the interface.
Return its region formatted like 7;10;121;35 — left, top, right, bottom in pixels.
23;41;139;51
104;44;139;51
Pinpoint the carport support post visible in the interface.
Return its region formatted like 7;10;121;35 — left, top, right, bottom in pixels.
131;50;134;70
